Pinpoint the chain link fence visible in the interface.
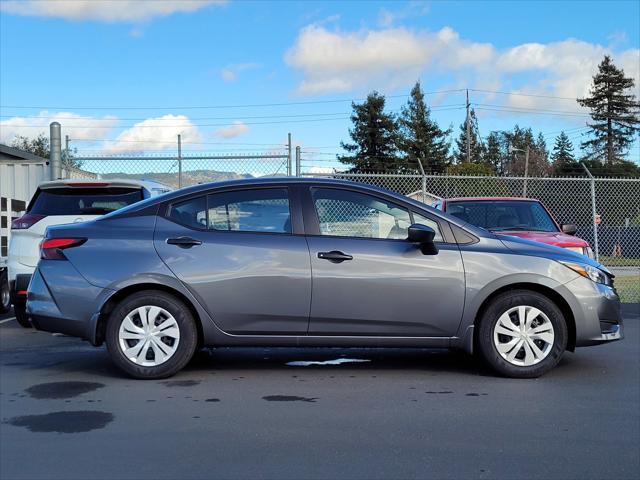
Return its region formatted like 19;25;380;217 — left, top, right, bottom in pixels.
308;172;640;303
63;153;639;303
71;151;291;189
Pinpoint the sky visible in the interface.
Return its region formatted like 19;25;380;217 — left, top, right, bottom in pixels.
1;0;639;172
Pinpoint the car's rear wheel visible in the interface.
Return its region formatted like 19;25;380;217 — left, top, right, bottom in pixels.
0;271;11;314
476;290;567;378
106;291;198;379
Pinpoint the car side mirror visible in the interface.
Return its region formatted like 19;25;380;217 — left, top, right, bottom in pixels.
562;224;577;235
408;224;438;255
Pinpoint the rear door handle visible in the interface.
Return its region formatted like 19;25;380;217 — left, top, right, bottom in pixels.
317;251;353;263
166;236;202;248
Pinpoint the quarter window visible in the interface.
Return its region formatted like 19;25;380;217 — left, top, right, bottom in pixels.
312;188;411;239
168;196;207;229
207;188;291;233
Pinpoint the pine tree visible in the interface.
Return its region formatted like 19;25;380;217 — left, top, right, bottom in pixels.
339;92;400;172
397;82;451;173
454;109;484;164
577;55;640;164
483;132;502;174
551;131;579;175
502;125;536;176
531;132;551;176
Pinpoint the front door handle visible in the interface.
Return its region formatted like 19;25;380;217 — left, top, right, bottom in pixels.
166;236;202;248
318;251;353;263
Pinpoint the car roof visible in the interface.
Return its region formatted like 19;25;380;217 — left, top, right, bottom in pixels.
445;197;541;202
146;176;403;201
39;178;171;191
103;176;490;238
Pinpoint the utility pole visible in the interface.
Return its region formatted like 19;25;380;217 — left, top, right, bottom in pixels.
465;89;471;163
177;134;182;189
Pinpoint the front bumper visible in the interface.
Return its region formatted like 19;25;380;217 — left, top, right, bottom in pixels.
27;262;111;343
564;276;624;347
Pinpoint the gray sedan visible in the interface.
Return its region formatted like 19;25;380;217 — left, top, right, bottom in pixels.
26;178;622;379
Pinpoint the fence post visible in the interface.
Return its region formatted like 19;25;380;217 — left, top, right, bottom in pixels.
416;158;427;203
287;133;292;176
295;146;301;177
582;163;599;262
523;146;529;197
177;134;182;189
49;122;62;180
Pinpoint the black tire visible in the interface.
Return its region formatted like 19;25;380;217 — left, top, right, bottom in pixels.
0;271;11;314
476;290;567;378
14;302;32;328
105;290;198;379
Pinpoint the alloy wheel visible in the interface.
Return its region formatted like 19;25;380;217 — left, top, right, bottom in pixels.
118;306;181;367
493;305;555;367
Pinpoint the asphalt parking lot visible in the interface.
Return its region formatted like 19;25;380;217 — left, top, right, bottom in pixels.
1;305;639;480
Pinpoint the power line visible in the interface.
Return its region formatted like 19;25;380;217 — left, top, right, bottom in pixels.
0;89;466;111
468;89;578;101
3;105;466;129
474;103;591;116
0;112;351;121
0;104;466;122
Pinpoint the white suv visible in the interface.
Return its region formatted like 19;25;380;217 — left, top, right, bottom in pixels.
8;179;171;326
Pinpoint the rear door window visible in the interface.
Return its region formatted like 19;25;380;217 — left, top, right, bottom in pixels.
29;187;143;215
207;188;291;233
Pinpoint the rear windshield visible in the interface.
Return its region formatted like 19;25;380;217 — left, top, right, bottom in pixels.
29;187;144;215
446;200;558;232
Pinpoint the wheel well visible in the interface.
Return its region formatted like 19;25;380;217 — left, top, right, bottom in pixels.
95;283;204;348
474;283;576;352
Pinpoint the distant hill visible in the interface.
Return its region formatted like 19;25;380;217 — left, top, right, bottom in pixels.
100;170;254;189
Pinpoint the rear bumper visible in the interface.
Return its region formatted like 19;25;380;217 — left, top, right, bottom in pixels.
27;263;111;343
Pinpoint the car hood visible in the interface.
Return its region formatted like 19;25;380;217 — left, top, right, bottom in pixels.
495;230;588;247
498;235;607;272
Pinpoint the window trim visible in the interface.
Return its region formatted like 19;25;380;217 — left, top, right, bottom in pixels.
164;186;299;235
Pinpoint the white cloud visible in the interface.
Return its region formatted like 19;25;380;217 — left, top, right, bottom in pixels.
103;115;201;153
285;26;433;94
285;25;640;108
0;0;225;22
220;63;260;82
377;1;430;28
0;111;118;143
214;121;250;138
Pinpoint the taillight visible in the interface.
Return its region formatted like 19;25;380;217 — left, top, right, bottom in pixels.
40;238;86;260
11;214;45;230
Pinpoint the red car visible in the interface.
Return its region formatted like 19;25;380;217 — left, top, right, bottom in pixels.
433;197;594;258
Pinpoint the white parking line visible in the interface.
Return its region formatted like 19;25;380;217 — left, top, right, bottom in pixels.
0;317;16;325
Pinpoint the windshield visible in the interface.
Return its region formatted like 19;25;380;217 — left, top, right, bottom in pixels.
29;187;144;215
446;200;558;232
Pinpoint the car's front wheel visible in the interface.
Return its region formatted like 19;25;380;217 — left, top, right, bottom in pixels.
106;291;198;379
476;290;567;378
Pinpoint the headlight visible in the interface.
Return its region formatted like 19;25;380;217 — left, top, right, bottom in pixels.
560;261;611;286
